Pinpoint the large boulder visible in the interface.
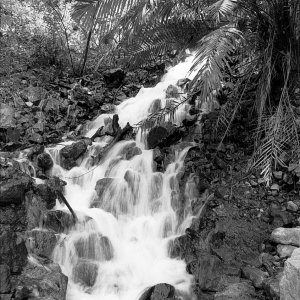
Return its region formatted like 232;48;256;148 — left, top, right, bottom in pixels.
103;68;126;88
60;140;88;160
34;183;57;210
37;153;54;171
60;139;89;170
280;248;300;299
74;233;114;261
73;259;98;287
42;210;75;233
271;227;300;246
139;283;176;300
0;165;32;206
147;125;185;149
92;178;116;208
17;260;68;300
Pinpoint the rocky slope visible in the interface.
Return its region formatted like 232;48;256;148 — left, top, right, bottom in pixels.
1;67;300;300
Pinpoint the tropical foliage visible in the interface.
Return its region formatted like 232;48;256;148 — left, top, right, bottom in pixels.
72;0;300;184
1;0;300;183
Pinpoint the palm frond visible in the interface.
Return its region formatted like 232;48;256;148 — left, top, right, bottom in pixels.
205;0;238;23
73;0;140;35
250;54;300;185
116;19;210;67
189;25;243;105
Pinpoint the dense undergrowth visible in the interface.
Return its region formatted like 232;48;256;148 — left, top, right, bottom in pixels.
1;0;300;184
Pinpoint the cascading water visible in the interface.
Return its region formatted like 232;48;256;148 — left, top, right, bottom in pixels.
50;54;199;300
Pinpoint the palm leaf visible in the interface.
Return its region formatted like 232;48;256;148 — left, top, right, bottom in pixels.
189;25;243;106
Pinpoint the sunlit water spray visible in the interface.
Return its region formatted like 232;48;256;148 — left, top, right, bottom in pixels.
50;54;198;300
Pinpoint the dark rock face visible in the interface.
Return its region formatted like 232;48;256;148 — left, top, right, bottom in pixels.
34;183;57;210
42;210;75;233
17;261;68;300
60;140;88;159
60;140;88;170
0;229;27;274
27;229;57;259
0;165;32;206
147;126;168;149
147;125;185;149
37;152;53;170
103;68;126;88
139;283;176;300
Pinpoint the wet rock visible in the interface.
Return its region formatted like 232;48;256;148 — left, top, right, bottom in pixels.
0;264;11;293
149;99;161;114
153;147;163;163
280;248;300;299
187;252;223;291
37;153;53;171
0;166;32;206
147;125;184;149
103;68;125;88
34;183;57;210
150;173;163;200
139;283;175;300
42;210;75;233
27;145;45;160
120;142;142;160
60;140;87;160
241;266;268;288
277;244;298;258
17;260;68;300
93;178;115;208
147;126;169;149
73;259;98;287
60;140;88;170
271;227;300;246
25;191;48;230
74;233;114;261
214;281;256;300
27;229;57;259
168;234;194;259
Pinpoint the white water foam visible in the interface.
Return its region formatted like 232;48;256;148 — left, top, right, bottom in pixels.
51;54;198;300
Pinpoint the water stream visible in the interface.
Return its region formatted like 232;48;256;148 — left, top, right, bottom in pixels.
49;55;198;300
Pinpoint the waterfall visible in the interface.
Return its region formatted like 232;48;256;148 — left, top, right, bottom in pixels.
50;54;198;300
